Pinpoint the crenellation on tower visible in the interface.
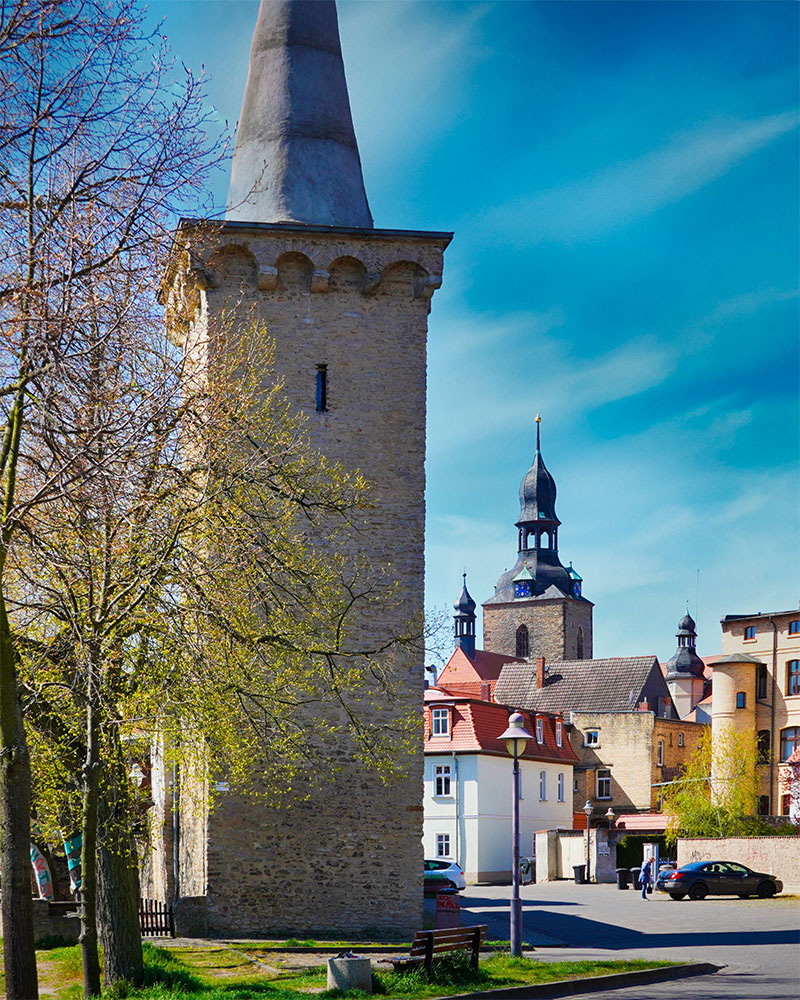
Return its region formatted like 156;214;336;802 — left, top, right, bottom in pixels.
154;0;451;937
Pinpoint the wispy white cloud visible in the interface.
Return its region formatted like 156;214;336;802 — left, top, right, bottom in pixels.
340;1;490;177
487;111;799;244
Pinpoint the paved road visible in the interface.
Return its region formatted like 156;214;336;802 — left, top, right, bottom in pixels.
461;881;800;999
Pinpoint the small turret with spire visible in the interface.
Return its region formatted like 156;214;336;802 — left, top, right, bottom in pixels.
665;607;705;679
453;573;476;659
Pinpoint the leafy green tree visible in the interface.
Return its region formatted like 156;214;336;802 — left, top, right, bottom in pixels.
663;726;765;845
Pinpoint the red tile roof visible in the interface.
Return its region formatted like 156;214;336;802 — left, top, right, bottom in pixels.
437;646;522;690
424;692;578;765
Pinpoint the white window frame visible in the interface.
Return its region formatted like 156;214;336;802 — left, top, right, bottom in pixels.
573;777;579;793
431;707;450;737
434;764;452;797
557;772;565;802
435;833;451;858
585;729;599;747
596;768;611;799
555;721;563;747
657;739;665;766
536;717;544;743
539;770;547;800
678;733;684;747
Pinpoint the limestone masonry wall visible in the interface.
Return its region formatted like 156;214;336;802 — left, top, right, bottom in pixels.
161;222;448;935
483;596;593;663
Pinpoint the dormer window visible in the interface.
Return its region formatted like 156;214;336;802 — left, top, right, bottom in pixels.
536;717;544;743
431;707;450;736
555;721;563;747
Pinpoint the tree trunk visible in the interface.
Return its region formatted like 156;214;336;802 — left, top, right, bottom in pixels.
79;682;101;997
0;587;39;1000
97;733;143;987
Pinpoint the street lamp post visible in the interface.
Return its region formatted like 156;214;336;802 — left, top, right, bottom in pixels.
499;712;533;957
583;800;592;883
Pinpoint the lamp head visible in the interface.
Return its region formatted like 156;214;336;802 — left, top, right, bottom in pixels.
499;711;533;758
583;800;593;817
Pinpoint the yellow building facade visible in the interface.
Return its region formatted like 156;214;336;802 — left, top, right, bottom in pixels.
714;608;800;816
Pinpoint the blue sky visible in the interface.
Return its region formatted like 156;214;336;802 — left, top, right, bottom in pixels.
148;0;799;663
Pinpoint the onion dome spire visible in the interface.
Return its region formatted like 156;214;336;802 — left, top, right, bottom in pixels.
665;608;705;679
517;414;559;529
486;415;588;605
453;572;476;659
226;0;373;227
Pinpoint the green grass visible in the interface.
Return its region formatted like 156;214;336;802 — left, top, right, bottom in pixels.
20;940;681;1000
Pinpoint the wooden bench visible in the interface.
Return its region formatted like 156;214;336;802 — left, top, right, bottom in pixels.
386;924;488;973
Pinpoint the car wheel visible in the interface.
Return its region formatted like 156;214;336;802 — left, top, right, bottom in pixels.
757;881;776;899
668;893;685;901
688;883;708;900
446;880;457;890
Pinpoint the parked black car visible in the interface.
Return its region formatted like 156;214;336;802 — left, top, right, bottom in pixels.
656;860;783;901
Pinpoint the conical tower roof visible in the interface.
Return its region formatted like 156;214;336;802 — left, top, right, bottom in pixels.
226;0;373;227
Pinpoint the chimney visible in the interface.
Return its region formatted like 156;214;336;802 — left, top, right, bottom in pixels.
480;681;491;702
536;656;546;689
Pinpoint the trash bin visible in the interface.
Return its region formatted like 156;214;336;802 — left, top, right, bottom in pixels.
327;956;372;993
630;866;642;891
616;868;630;890
572;864;586;885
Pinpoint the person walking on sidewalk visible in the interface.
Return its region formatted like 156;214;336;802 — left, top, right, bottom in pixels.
641;856;653;899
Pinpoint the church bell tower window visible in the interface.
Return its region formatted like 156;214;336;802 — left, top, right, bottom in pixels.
516;625;529;658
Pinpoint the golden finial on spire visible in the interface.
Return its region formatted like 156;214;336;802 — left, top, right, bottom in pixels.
535;413;541;423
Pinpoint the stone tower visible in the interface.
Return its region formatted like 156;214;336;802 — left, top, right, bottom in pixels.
161;0;450;936
483;418;593;662
664;610;706;719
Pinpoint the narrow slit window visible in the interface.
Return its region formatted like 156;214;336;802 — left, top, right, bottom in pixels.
316;364;328;412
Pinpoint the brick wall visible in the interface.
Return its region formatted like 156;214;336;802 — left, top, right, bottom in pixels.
157;222;448;935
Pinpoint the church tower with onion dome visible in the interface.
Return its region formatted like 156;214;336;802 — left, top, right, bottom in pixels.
665;610;706;718
160;0;450;938
483;417;593;662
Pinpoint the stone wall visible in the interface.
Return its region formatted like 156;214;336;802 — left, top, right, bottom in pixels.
484;597;591;663
159;221;449;936
571;712;706;813
677;836;800;893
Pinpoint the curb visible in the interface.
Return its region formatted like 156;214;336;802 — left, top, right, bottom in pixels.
436;963;722;1000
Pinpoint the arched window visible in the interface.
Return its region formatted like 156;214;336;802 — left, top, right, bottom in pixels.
516;624;529;658
539;531;549;549
735;691;746;709
576;627;584;659
780;727;800;761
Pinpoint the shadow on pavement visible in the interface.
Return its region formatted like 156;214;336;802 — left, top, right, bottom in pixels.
463;903;799;951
